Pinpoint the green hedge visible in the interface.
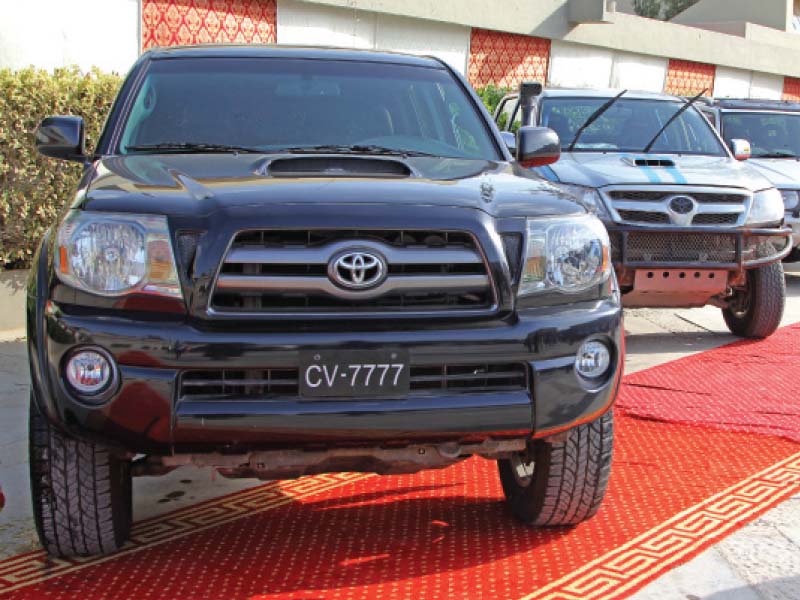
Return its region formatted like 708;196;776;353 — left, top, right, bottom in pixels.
0;72;506;270
475;85;511;118
0;67;121;269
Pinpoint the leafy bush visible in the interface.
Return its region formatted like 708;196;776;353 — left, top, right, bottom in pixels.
0;67;121;269
475;85;511;117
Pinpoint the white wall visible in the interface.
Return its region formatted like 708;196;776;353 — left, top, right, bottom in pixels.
0;0;139;73
714;67;785;99
611;51;668;92
277;0;470;73
749;71;785;99
713;67;753;98
548;41;667;92
548;40;614;89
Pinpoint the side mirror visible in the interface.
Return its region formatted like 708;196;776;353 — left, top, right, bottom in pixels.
35;116;86;162
729;138;751;161
500;131;516;154
518;80;542;127
517;126;560;168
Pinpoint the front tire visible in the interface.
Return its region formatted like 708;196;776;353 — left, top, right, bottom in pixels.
498;410;614;526
29;394;132;557
722;262;785;339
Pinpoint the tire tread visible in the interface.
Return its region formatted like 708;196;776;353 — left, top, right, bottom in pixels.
29;396;130;557
499;410;614;526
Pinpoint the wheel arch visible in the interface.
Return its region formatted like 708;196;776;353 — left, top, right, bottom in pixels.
27;230;58;423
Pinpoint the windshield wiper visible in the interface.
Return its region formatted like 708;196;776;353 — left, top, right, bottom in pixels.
642;89;707;153
273;144;436;157
567;90;627;152
752;151;798;159
125;142;263;154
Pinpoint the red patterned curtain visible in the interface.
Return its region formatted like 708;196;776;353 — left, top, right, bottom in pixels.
664;59;715;96
141;0;277;49
468;29;550;89
783;77;800;101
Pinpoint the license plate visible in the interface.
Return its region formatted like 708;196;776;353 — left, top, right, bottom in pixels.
299;349;410;398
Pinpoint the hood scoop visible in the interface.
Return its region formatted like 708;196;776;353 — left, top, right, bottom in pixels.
265;156;412;178
624;157;676;168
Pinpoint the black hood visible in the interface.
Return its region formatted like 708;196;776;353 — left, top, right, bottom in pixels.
78;154;584;220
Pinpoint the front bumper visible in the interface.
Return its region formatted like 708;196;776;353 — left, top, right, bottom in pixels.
607;224;792;270
30;297;623;454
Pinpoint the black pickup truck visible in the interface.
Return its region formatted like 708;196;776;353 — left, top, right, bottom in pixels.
28;45;622;557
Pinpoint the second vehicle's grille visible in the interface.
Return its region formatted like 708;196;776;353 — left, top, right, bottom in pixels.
606;188;747;227
692;213;739;226
607;191;748;204
179;363;528;399
617;210;670;224
210;230;494;314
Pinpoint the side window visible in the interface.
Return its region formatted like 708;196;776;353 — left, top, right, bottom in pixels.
700;108;716;126
495;97;521;133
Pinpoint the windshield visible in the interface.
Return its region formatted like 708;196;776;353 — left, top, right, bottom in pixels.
117;57;500;160
721;111;800;158
540;97;725;155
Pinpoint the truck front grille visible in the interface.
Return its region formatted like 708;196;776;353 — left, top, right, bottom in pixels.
179;363;528;400
605;188;748;227
617;210;670;224
210;230;494;315
607;191;748;204
692;213;739;226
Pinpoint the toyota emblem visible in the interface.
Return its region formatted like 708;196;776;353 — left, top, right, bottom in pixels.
328;249;387;290
669;195;696;215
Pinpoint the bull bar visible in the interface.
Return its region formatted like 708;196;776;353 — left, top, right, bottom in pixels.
606;224;793;271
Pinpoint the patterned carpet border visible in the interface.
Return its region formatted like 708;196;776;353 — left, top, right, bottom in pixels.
0;473;373;595
522;451;800;600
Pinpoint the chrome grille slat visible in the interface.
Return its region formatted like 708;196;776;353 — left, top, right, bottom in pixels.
210;229;493;314
226;242;482;265
216;274;490;300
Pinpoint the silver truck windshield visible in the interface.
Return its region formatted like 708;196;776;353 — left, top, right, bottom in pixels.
721;111;800;159
118;57;501;160
540;97;726;156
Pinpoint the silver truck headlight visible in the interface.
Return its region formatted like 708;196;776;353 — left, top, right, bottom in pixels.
780;190;799;211
519;215;611;296
558;184;610;218
747;188;784;225
56;211;182;298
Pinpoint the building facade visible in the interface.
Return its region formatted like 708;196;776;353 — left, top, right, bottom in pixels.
2;0;800;99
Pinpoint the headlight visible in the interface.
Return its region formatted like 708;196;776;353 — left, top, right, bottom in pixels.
747;188;784;225
520;214;611;296
557;184;610;218
780;190;799;211
56;211;182;298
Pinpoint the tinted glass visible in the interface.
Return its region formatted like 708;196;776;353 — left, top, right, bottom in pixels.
540;97;725;155
721;112;800;158
118;57;500;160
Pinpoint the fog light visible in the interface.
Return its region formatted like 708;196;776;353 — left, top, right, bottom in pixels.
575;340;611;380
65;349;114;396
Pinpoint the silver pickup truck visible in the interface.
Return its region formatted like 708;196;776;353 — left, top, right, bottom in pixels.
700;98;800;262
495;87;792;338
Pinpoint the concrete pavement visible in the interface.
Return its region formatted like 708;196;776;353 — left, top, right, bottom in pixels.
0;269;798;597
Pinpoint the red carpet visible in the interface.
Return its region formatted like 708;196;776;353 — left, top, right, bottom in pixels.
2;329;800;599
619;322;800;442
